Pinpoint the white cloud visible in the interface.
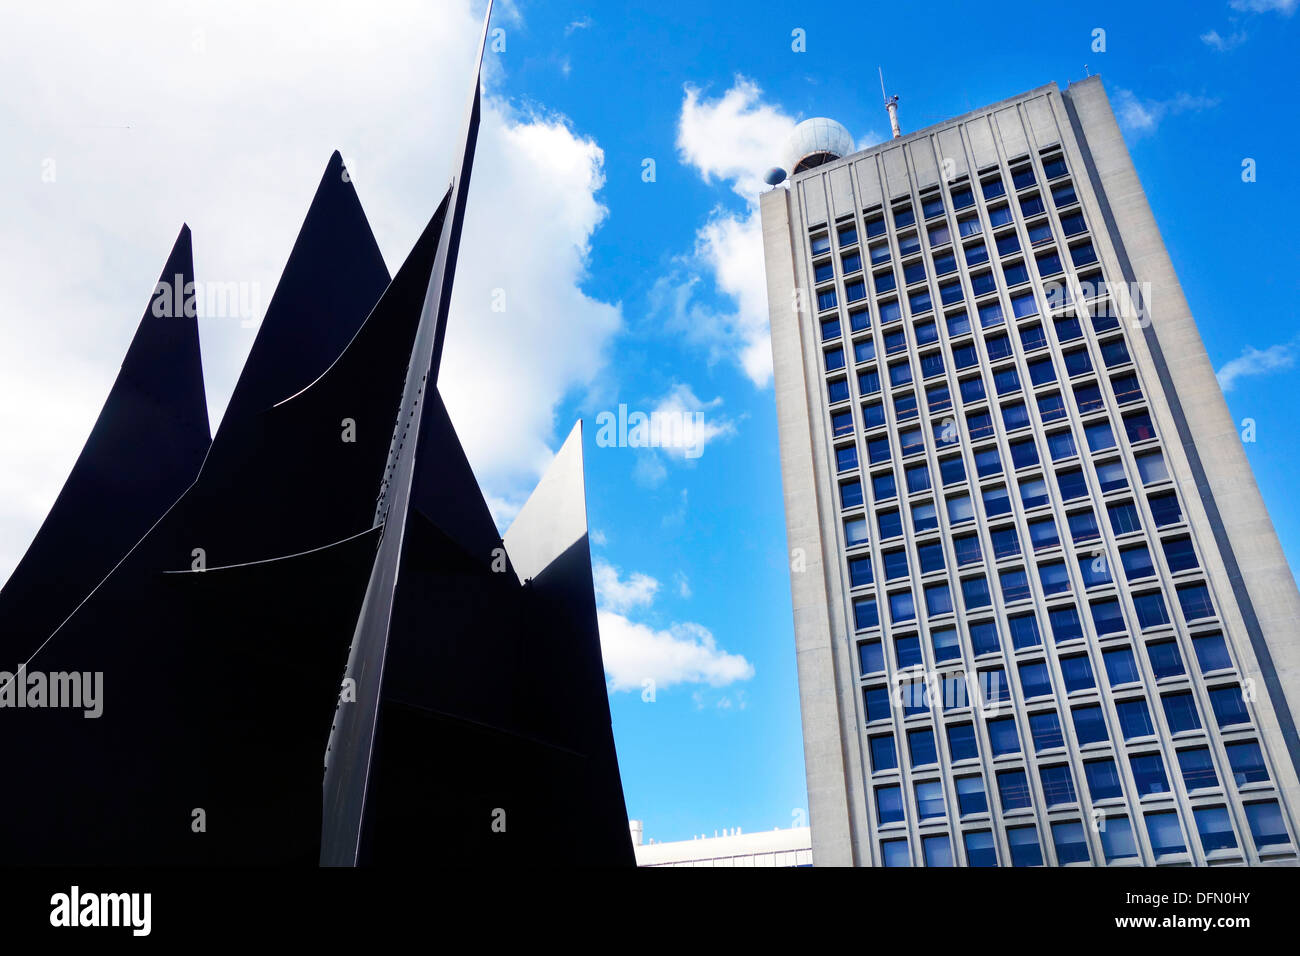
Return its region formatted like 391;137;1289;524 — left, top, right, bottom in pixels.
597;611;754;693
564;16;592;35
592;559;751;693
593;560;659;614
1229;0;1296;13
0;0;621;579
1200;28;1248;50
1114;89;1221;139
677;78;797;200
1216;343;1296;392
669;77;803;387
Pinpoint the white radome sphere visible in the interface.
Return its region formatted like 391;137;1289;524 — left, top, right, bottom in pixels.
785;117;854;174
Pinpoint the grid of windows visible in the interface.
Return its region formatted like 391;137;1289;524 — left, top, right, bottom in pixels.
802;136;1293;867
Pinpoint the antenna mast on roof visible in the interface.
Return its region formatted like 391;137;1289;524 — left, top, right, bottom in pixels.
879;67;901;139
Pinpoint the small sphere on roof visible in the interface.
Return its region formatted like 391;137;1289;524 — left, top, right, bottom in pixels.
764;167;787;186
785;117;854;174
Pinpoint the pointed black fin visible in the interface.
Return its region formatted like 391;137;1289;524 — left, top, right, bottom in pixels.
0;225;209;665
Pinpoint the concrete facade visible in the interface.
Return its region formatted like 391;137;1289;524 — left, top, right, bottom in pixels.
761;77;1300;867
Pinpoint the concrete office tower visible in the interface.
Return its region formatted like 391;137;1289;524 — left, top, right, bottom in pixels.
761;77;1300;867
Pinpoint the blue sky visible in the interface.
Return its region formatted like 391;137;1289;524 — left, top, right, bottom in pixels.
497;0;1300;843
0;0;1297;847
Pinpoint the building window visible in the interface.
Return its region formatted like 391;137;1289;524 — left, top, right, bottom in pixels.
977;447;1003;478
870;735;898;772
1038;392;1068;423
848;554;872;586
948;722;978;762
828;378;850;403
1020;478;1050;510
987;717;1020;756
1120;544;1154;581
1177;583;1215;622
845;517;869;547
1060;654;1095;692
1147;640;1184;679
890;591;917;625
1149;491;1183;528
1000;568;1031;604
1100;816;1139;863
1192;632;1232;674
1052;821;1090;864
1029;710;1065;752
1007;826;1043;867
955;775;987;816
1040;763;1077;806
1130;752;1171;796
1002;401;1030;432
1084;757;1123;799
1116;698;1155;740
1244;801;1289;850
1225;741;1269;787
1028;517;1059;551
839;224;859;247
854;597;879;630
959;373;985;401
969;619;1000;656
1091;598;1127;636
1132;592;1170;630
1103;645;1140;685
1177;746;1218;791
1209;685;1250;729
1125;409;1156;443
978;301;1004;328
925;582;954;617
1019;660;1052;699
1049;605;1084;643
1040;561;1071;595
876;784;905;824
908;728;938;768
1107;501;1142;535
840;480;864;509
1135;451;1169;485
932;626;960;663
1145;811;1187;858
962;576;992;610
859;639;885;675
947;494;975;524
836;446;859;473
881;839;911;867
922;834;954;867
1067;510;1099;543
998;768;1032;810
964;829;998;866
1193;805;1237;854
902;681;930;718
865;686;892;723
1084;421;1115;453
1072;704;1109;745
915;780;945;820
1162;536;1198;574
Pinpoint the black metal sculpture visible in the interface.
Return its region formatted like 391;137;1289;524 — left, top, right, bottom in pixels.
0;0;632;867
